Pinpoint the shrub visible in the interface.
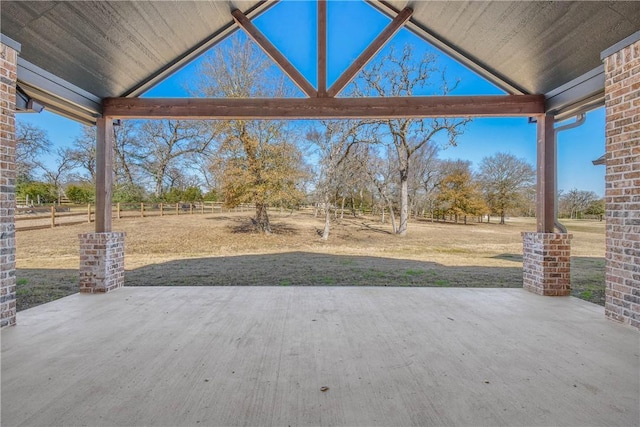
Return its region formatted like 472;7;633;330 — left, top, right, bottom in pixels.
17;181;57;204
65;184;94;204
113;183;147;203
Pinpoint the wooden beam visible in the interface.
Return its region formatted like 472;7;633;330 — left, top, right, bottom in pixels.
232;9;317;98
95;117;114;233
103;95;545;120
536;114;555;233
318;0;327;97
326;7;413;98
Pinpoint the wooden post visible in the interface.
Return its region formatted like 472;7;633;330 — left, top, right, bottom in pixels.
87;203;91;223
140;202;144;217
95;118;114;233
117;202;121;219
200;203;204;215
317;0;327;97
51;206;55;228
176;203;179;215
536;114;555;233
211;203;214;214
190;204;193;215
160;203;164;216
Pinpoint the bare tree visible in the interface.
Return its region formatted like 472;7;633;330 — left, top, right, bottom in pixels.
355;144;399;231
15;122;51;182
408;142;440;219
477;153;535;224
138;120;217;198
36;148;78;203
307;121;360;240
559;188;600;219
353;44;470;236
70;121;143;187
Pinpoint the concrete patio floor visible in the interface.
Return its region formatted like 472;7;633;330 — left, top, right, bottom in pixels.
1;287;638;426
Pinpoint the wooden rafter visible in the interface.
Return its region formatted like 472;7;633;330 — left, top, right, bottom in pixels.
103;95;545;120
318;0;327;96
326;7;413;98
232;9;317;98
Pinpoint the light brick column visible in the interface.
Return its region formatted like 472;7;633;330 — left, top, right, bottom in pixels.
1;42;18;328
602;37;640;329
522;232;573;296
79;232;125;293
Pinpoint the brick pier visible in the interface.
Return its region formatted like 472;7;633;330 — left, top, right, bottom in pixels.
522;232;573;296
79;232;126;293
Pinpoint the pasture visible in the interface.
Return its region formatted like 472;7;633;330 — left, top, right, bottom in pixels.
15;211;605;311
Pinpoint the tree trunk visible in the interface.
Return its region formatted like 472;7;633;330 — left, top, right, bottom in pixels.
322;203;330;241
321;193;330;240
340;197;345;219
254;203;271;234
388;201;398;234
381;206;385;223
500;211;505;224
397;169;409;236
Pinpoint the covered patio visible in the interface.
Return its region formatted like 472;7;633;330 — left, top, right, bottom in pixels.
2;287;638;426
1;1;639;425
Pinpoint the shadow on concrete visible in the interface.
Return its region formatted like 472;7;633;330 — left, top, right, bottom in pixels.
16;253;606;311
125;252;522;288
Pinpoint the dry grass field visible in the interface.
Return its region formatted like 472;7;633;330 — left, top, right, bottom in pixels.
15;211;606;311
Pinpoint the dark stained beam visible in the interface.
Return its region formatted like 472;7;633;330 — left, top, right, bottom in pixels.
232;9;317;98
326;7;413;98
536;114;555;233
95;117;114;233
103;95;545;119
318;0;327;97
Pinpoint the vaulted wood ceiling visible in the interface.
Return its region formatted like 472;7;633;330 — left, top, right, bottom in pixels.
2;1;639;124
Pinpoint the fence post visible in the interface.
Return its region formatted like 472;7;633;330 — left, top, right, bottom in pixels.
117;202;121;219
51;206;55;228
160;203;164;217
211;203;214;214
141;202;145;218
201;202;204;215
176;203;179;215
87;203;91;223
190;204;193;215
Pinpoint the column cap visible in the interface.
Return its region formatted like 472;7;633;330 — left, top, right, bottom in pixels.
0;33;21;53
601;30;640;60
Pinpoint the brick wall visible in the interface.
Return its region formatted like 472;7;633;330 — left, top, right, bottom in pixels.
522;232;572;296
1;42;18;328
603;39;640;329
79;232;126;293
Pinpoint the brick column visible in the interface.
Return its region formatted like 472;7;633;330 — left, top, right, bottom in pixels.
79;232;125;293
1;42;18;328
522;232;573;296
602;37;640;329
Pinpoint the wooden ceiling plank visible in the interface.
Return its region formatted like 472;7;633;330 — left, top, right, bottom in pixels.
326;7;413;98
103;94;545;119
232;9;317;98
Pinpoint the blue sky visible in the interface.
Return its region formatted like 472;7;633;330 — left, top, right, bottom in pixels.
16;0;606;196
